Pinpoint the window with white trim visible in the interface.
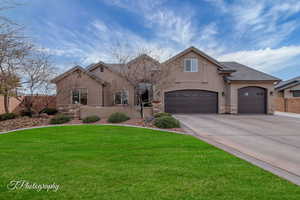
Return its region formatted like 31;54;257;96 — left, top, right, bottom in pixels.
72;88;87;105
184;58;198;72
114;91;129;105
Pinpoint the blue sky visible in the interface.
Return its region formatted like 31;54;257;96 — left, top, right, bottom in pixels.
4;0;300;80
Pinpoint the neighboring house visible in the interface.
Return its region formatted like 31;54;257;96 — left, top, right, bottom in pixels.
275;76;300;114
0;95;56;114
51;47;280;117
0;95;23;114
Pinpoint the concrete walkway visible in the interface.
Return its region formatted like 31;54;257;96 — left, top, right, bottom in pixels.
175;114;300;186
275;111;300;119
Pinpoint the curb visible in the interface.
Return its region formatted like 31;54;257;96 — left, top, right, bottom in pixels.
0;124;187;135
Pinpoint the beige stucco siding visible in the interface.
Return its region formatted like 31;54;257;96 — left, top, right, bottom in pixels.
90;65;135;106
283;84;300;98
56;70;103;106
229;82;275;114
161;51;227;113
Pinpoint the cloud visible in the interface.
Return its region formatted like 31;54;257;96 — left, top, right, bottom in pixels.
208;0;300;48
42;18;177;65
218;45;300;73
32;0;300;80
102;0;226;56
146;9;195;45
103;0;195;46
41;0;226;67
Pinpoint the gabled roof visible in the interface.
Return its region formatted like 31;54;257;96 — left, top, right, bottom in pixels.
275;76;300;91
85;61;108;72
221;62;280;81
127;54;160;66
55;47;280;83
51;65;106;85
87;54;160;74
86;61;125;75
163;46;224;69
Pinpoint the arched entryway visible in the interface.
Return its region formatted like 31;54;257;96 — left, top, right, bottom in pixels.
238;87;267;114
164;90;218;114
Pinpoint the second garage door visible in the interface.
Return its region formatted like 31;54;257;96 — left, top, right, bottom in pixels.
238;87;266;114
165;90;218;114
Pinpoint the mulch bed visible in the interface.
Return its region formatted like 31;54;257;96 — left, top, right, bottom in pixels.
0;117;185;133
68;118;186;133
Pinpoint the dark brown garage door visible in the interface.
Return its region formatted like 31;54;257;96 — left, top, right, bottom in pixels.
238;87;266;114
165;90;218;113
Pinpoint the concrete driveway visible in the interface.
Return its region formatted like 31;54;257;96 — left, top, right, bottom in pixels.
175;114;300;179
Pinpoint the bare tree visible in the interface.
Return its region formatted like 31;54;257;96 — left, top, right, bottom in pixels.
0;26;33;113
110;44;173;117
0;1;58;114
0;0;34;113
19;51;57;114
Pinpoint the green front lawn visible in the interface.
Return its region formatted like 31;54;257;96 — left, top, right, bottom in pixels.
0;126;299;200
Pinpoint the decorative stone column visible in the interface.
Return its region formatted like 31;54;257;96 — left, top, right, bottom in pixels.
152;86;163;114
152;101;162;114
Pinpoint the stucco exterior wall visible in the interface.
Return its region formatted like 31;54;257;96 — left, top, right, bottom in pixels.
158;51;227;113
228;82;276;114
56;70;103;106
90;65;135;106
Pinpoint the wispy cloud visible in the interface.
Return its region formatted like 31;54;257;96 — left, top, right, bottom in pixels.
208;0;300;48
42;19;176;65
42;0;225;67
26;0;300;79
218;45;300;73
102;0;223;54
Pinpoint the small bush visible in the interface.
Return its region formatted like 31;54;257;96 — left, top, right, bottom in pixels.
0;113;17;121
82;115;100;123
40;108;58;115
20;110;35;117
107;112;130;123
143;102;152;107
49;114;71;124
154;116;180;129
154;112;171;118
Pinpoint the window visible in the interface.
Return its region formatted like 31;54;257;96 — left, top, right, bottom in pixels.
72;88;87;105
114;91;129;105
184;58;198;72
292;90;300;97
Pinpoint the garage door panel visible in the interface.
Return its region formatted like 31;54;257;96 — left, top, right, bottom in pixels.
165;90;218;113
238;87;266;114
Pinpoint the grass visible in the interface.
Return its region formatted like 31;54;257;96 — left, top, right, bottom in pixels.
0;125;299;200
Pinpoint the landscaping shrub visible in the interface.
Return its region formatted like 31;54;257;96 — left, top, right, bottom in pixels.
154;112;171;118
107;112;130;123
20;110;35;117
82;115;100;123
143;102;152;107
49;114;71;124
0;113;17;121
40;108;58;115
154;116;180;129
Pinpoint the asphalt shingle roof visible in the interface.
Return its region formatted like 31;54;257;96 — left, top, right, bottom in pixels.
220;62;280;81
275;76;300;90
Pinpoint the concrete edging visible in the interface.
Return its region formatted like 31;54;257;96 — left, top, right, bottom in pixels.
0;124;187;135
